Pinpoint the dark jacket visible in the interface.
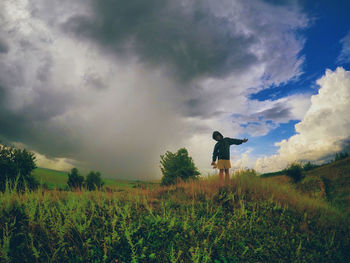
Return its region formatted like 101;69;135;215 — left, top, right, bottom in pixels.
212;137;244;162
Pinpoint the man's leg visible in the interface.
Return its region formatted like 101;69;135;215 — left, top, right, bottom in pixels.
219;169;225;185
225;168;230;183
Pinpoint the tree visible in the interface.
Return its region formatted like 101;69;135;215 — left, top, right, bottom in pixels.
160;148;200;186
0;144;38;191
302;161;318;171
67;168;84;189
85;171;104;190
334;152;349;162
284;163;304;183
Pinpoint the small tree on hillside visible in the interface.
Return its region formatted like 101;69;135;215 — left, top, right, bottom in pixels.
334;152;349;162
85;171;104;190
302;161;318;171
0;144;38;191
285;163;304;183
160;148;200;186
67;168;84;189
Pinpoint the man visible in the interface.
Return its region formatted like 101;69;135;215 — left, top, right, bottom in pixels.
211;131;248;185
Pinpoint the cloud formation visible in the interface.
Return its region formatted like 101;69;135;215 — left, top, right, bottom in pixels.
337;31;350;64
255;67;350;172
0;0;308;178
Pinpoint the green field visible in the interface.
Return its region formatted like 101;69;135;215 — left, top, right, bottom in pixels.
1;168;350;262
32;167;154;190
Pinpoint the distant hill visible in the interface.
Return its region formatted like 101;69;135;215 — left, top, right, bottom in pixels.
32;167;153;190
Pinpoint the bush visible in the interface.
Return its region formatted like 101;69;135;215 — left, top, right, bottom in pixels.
85;171;104;190
67;168;84;189
285;163;304;183
160;148;200;186
0;144;38;191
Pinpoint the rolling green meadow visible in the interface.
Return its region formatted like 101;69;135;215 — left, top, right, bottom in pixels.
31;168;148;190
1;159;350;263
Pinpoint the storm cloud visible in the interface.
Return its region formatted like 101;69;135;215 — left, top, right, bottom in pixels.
0;38;9;53
0;0;308;178
62;0;258;82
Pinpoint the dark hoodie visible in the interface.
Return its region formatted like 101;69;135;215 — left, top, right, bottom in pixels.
212;131;244;162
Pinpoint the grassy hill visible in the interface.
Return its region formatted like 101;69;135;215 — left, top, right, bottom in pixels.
32;167;69;189
1;170;350;262
302;156;350;211
32;167;154;190
261;157;350;212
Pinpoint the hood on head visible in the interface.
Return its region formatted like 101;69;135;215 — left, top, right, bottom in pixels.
212;131;223;141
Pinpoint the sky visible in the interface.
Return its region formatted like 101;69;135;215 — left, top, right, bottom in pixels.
1;0;350;179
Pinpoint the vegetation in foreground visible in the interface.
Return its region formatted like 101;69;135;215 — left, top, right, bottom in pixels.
1;170;349;263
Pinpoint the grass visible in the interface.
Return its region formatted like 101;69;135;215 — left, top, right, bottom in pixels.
1;170;349;262
32;167;153;190
32;168;69;189
303;156;350;212
261;157;350;212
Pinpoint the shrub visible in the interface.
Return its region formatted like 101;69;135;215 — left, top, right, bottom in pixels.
67;168;84;189
160;148;200;186
0;144;38;191
85;171;104;190
285;163;304;183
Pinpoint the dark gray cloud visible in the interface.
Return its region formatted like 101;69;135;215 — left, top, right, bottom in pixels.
0;38;8;53
0;82;80;158
62;0;257;82
231;103;292;124
255;104;291;120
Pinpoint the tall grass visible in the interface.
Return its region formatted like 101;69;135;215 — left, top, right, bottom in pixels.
0;170;349;262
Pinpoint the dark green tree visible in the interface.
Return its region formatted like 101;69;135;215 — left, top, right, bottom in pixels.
67;168;84;189
302;161;318;171
160;148;200;186
0;144;38;191
334;152;349;161
285;163;304;183
85;171;104;190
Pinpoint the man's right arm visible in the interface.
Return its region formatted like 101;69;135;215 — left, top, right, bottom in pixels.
212;143;219;163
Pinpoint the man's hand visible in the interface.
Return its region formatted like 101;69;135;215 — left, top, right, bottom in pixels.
243;138;248;143
211;162;216;166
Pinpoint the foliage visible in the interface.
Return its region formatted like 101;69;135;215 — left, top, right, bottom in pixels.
0;171;349;262
284;163;304;183
334;152;349;161
302;161;318;171
0;144;38;191
160;148;200;186
67;168;84;189
85;171;104;190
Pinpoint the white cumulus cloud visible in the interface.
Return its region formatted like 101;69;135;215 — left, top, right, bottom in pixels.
255;67;350;172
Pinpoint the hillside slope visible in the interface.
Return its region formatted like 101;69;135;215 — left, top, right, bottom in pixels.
1;171;349;262
303;157;350;211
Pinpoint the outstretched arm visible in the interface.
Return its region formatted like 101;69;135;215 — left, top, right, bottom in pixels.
227;138;248;145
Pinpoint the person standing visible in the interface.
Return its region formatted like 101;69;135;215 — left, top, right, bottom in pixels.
211;131;248;185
